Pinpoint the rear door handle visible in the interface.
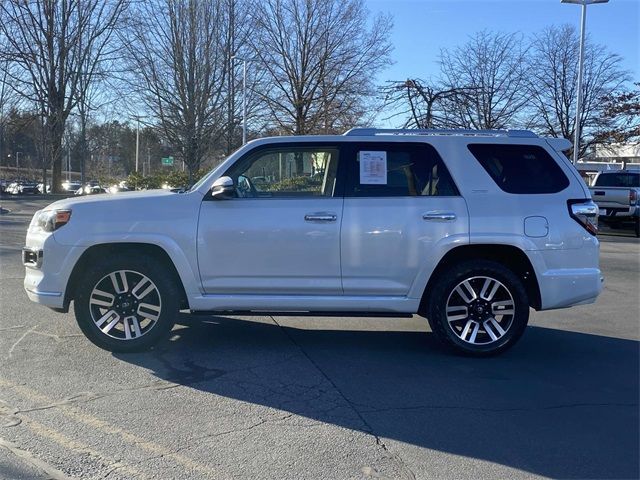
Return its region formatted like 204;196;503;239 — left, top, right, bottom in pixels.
305;212;337;222
594;191;605;196
423;212;456;222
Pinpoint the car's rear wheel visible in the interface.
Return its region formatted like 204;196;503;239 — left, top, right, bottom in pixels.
74;254;179;352
424;260;529;356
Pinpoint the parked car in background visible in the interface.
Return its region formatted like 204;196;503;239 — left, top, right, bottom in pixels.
5;182;19;195
62;181;82;193
5;181;40;195
23;128;602;356
108;185;131;194
589;170;640;237
74;182;109;195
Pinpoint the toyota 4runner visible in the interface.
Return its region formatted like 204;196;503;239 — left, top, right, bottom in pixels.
23;128;603;356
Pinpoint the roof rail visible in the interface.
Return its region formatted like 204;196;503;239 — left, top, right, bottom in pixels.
343;128;538;138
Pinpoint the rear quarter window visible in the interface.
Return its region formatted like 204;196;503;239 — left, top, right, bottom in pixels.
467;144;570;194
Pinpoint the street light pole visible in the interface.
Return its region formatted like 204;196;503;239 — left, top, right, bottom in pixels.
242;59;247;145
232;56;248;145
135;118;140;173
561;0;609;164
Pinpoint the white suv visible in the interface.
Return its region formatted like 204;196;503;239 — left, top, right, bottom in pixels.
23;128;603;356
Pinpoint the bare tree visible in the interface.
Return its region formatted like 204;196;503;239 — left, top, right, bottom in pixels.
526;25;628;157
381;79;475;129
251;0;392;136
0;35;19;166
124;0;232;182
0;0;128;192
594;82;640;145
440;31;529;129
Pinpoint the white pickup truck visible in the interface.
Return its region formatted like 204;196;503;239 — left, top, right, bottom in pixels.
23;128;603;356
589;171;640;237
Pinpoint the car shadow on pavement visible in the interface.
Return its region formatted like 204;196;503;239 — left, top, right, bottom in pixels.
115;314;639;479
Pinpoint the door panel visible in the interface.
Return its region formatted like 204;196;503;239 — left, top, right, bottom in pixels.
340;141;469;297
341;197;468;295
197;142;344;296
198;199;343;294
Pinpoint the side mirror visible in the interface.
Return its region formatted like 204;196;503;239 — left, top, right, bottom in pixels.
210;176;235;200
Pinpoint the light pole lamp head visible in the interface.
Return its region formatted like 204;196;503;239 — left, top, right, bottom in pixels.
561;0;609;4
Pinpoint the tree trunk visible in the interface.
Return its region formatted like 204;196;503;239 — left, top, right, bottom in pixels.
49;118;65;193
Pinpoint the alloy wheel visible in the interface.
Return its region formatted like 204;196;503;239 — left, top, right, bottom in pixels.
445;276;515;345
89;270;162;340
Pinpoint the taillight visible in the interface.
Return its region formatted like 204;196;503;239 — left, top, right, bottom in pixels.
630;190;637;206
568;199;598;236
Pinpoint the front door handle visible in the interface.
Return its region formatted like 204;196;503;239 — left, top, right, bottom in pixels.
305;212;337;222
423;212;456;222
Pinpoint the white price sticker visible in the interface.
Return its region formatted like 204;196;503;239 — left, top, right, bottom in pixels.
359;151;387;185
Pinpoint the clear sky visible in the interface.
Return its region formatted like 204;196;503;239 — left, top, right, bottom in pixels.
366;0;639;84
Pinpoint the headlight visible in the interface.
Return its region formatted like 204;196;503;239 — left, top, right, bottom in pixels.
33;209;72;232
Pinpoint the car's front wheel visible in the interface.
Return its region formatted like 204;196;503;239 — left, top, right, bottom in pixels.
74;254;179;352
425;260;529;356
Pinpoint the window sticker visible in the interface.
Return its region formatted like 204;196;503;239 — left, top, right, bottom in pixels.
359;151;387;185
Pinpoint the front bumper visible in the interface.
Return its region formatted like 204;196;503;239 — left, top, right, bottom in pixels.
23;233;84;312
24;284;65;309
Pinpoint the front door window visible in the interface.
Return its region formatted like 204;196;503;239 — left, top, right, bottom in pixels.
225;147;340;198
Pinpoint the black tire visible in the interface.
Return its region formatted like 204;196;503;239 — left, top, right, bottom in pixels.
634;218;639;238
423;260;529;357
74;253;179;352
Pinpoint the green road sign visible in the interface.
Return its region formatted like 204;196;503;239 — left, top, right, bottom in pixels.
161;156;174;166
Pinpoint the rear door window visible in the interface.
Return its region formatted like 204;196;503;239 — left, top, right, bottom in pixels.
344;142;459;197
467;144;570;194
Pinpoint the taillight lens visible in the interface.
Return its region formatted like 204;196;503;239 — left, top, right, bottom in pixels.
630;190;637;206
568;199;598;236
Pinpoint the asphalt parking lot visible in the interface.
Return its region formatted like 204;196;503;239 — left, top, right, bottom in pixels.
0;198;638;480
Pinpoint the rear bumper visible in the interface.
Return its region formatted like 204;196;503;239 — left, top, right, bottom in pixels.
537;268;604;310
527;239;604;311
599;205;639;219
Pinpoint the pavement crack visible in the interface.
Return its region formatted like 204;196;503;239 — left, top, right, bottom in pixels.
30;330;84;340
0;325;25;332
102;414;294;477
6;324;39;359
268;316;416;480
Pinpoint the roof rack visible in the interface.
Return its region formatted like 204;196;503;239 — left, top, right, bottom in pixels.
343;128;538;138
